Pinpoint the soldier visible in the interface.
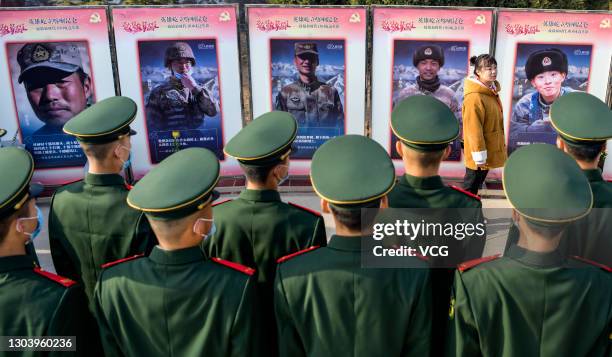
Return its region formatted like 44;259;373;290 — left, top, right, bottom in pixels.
95;148;258;356
448;144;612;356
394;45;460;116
550;92;612;265
203;111;327;356
509;48;573;150
49;96;155;306
274;135;431;356
0;147;91;355
389;95;485;356
274;42;344;127
17;42;92;136
145;41;217;132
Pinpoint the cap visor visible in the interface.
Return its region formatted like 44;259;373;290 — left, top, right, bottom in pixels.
18;63;80;83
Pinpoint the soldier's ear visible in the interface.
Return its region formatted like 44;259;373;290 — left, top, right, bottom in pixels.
380;195;389;209
320;199;331;214
556;137;565;151
82;75;92;99
395;141;404;159
442;145;452;160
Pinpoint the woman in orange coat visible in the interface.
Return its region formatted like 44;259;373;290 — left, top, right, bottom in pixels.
462;54;507;194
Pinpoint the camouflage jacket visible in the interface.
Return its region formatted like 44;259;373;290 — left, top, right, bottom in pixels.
394;84;460;119
145;77;217;132
510;87;574;139
275;79;343;128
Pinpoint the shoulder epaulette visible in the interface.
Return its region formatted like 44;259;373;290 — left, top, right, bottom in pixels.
211;257;255;276
288;202;322;217
33;268;76;288
277;246;321;264
212;199;232;207
570;256;612;272
458;254;501;272
101;254;144;269
450;185;481;201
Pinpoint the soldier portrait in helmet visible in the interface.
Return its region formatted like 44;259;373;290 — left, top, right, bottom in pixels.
508;43;592;154
7;41;95;168
138;39;222;163
391;40;469;162
271;39;345;159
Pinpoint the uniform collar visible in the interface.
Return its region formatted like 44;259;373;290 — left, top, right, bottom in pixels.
400;174;445;190
505;244;565;268
149;246;206;265
0;255;36;273
582;169;603;183
84;173;126;186
328;235;364;252
239;189;281;202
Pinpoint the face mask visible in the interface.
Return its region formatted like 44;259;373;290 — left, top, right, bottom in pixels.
117;145;132;170
193;218;216;240
17;205;43;241
277;164;289;186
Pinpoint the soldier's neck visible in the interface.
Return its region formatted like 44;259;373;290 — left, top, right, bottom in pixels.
403;162;440;178
334;224;362;237
88;160;122;175
517;233;561;253
299;74;317;85
575;159;599;171
246;179;278;191
157;234;201;251
0;235;27;257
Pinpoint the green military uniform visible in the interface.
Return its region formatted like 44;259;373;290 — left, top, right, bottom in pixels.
95;148;258;356
49;97;155;304
389;95;485;356
0;148;91;356
550;92;612;265
448;144;612;356
275;135;432;356
203;111;327;356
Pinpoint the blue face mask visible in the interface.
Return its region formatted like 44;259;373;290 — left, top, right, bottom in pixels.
117;145;132;171
194;218;216;240
174;73;183;80
277;164;289;186
17;205;43;241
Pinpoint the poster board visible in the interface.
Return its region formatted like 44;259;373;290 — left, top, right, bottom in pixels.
371;7;494;178
495;10;612;177
0;7;115;186
111;5;243;179
247;5;367;175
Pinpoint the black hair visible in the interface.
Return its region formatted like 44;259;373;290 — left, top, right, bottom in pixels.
329;199;381;232
470;54;497;77
240;163;276;185
524;219;568;238
564;141;605;163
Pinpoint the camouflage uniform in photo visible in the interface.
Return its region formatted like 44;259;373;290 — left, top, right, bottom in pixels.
145;42;217;132
395;85;460;118
275;43;344;128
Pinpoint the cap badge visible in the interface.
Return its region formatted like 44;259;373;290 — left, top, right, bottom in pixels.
542;56;552;66
424;48;433;56
32;45;50;63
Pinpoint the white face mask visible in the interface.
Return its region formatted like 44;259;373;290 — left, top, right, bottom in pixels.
193;218;216;240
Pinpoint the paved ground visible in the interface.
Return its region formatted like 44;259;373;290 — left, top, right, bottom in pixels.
33;188;512;273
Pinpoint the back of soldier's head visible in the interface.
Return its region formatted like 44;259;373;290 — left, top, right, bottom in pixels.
311;135;395;232
504;144;592;240
550;92;612;165
391;96;458;172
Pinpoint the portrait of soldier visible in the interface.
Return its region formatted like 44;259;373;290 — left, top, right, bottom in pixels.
16;42;92;136
393;44;460;117
145;41;218;132
509;48;573;145
274;42;344;128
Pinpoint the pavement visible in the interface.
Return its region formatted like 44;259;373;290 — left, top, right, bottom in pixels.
32;187;512;274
